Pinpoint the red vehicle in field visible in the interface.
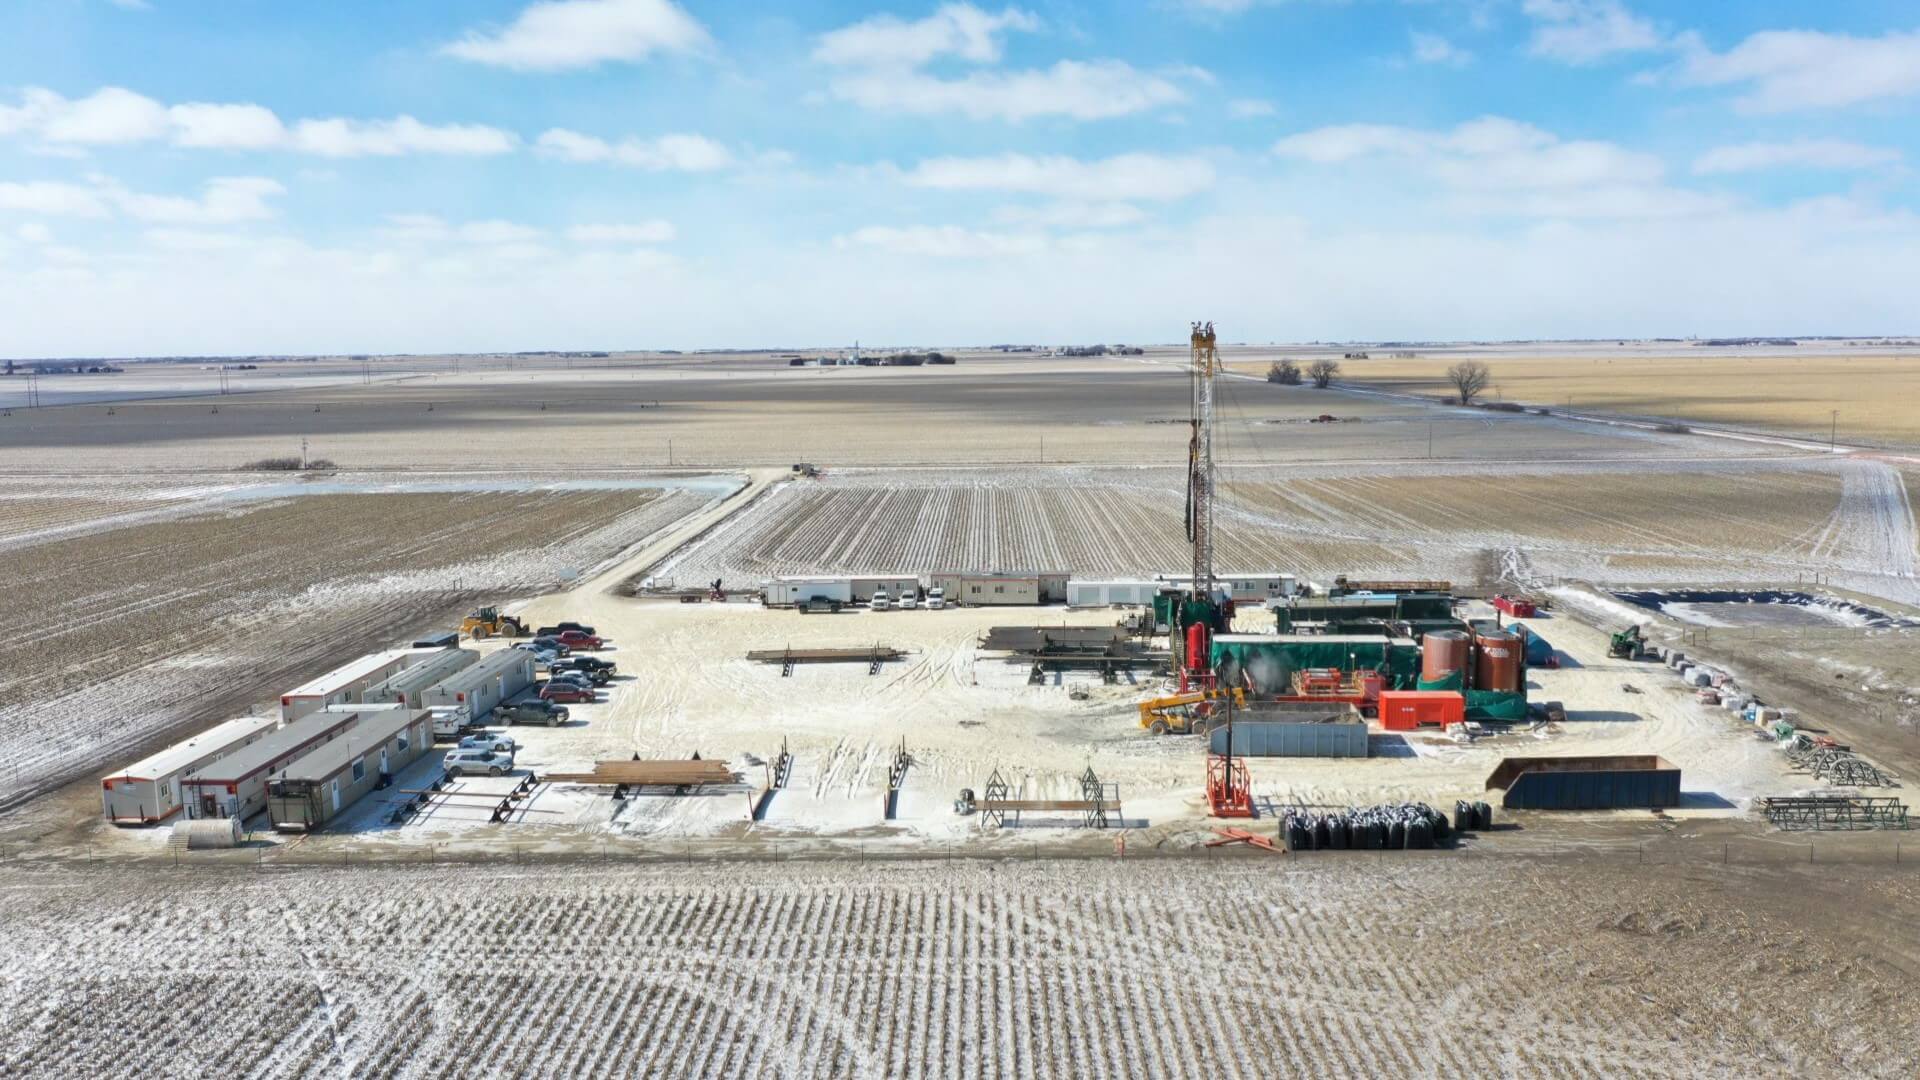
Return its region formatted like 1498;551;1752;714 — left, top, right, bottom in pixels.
539;680;596;704
551;629;604;651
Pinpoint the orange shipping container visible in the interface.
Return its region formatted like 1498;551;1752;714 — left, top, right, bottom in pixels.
1377;690;1466;731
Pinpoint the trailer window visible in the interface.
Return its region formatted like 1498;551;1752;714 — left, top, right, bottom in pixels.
396;730;410;753
351;759;366;783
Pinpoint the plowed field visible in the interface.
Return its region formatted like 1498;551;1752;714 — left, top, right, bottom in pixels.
0;483;716;806
0;858;1913;1078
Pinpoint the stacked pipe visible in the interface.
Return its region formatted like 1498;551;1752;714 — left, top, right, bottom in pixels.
1283;802;1491;852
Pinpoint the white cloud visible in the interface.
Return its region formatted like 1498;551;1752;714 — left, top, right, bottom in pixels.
168;103;288;149
1692;140;1903;175
830;60;1188;122
113;176;285;225
813;4;1039;67
815;5;1191;122
143;229;253;253
290;116;516;157
458;220;545;245
1672;29;1920;112
0;87;515;157
443;0;708;71
35;87;171;144
535;128;732;170
1522;0;1666;64
1410;32;1473;68
567;221;676;244
17;223;53;244
838;224;1047;258
1228;98;1275;118
903;152;1215;201
0;181;113;218
107;0;152;10
1274;116;1707;219
991;201;1146;229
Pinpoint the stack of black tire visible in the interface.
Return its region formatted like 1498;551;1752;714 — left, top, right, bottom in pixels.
1282;803;1458;852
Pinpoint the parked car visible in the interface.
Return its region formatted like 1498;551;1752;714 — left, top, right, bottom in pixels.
549;658;610;685
555;621;596;635
897;591;918;610
443;748;513;777
551;629;603;650
527;636;572;656
458;732;518;754
546;670;597;691
555;654;616;675
535;622;599;638
539;681;596;704
513;643;560;666
925;587;946;610
870;589;891;611
494;700;570;727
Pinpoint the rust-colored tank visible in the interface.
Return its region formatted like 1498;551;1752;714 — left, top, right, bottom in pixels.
1422;630;1472;684
1474;629;1522;693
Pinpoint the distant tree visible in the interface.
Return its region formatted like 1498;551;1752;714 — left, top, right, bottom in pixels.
1267;359;1302;385
1307;359;1341;388
1447;361;1492;405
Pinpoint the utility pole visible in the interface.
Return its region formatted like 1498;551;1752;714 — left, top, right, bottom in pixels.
300;437;309;469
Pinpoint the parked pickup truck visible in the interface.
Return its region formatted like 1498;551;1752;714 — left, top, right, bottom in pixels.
535;622;597;638
549;629;604;650
494;700;570;727
548;658;611;685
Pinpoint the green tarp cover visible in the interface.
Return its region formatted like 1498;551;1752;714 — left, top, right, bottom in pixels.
1417;671;1464;691
1465;689;1529;722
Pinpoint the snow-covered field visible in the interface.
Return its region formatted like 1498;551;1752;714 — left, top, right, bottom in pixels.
657;458;1920;607
0;857;1914;1078
0;475;736;807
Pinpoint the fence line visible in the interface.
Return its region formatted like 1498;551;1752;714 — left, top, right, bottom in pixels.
19;831;1914;873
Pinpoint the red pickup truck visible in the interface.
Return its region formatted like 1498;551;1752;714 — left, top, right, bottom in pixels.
550;629;604;651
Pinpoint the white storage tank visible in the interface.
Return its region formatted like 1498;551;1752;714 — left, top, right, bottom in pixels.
174;817;242;849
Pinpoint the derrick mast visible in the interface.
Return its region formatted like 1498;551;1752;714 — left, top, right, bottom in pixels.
1187;321;1217;598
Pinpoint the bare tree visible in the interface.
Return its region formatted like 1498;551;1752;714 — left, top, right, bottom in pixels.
1267;359;1301;385
1307;359;1340;388
1447;361;1491;405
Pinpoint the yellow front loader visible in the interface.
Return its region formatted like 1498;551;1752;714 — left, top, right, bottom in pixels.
1138;687;1246;735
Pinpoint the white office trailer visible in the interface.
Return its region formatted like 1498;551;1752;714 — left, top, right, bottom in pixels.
846;575;926;602
100;715;278;826
421;649;535;725
265;706;432;831
278;647;436;723
181;708;367;821
1065;580;1164;608
363;648;480;708
1155;573;1297;603
760;577;855;607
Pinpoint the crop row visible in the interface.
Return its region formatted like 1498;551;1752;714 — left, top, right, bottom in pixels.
0;859;1908;1077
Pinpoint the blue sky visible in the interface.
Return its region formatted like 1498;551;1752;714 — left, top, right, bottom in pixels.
0;0;1916;354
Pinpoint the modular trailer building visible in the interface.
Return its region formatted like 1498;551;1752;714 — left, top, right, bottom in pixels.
1207;719;1369;758
100;715;278;825
421;648;535;724
363;648;480;708
181;708;366;820
278;647;436;723
761;577;855;607
265;705;431;831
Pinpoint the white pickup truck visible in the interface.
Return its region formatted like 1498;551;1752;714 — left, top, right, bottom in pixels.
429;705;477;741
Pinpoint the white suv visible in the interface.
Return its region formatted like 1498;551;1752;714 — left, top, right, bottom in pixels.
925;587;946;610
897;591;918;610
458;733;518;754
870;589;891;611
444;748;514;777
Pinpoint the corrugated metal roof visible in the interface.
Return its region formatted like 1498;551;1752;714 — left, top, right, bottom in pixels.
280;648;419;699
269;708;426;782
104;715;278;782
185;711;360;784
